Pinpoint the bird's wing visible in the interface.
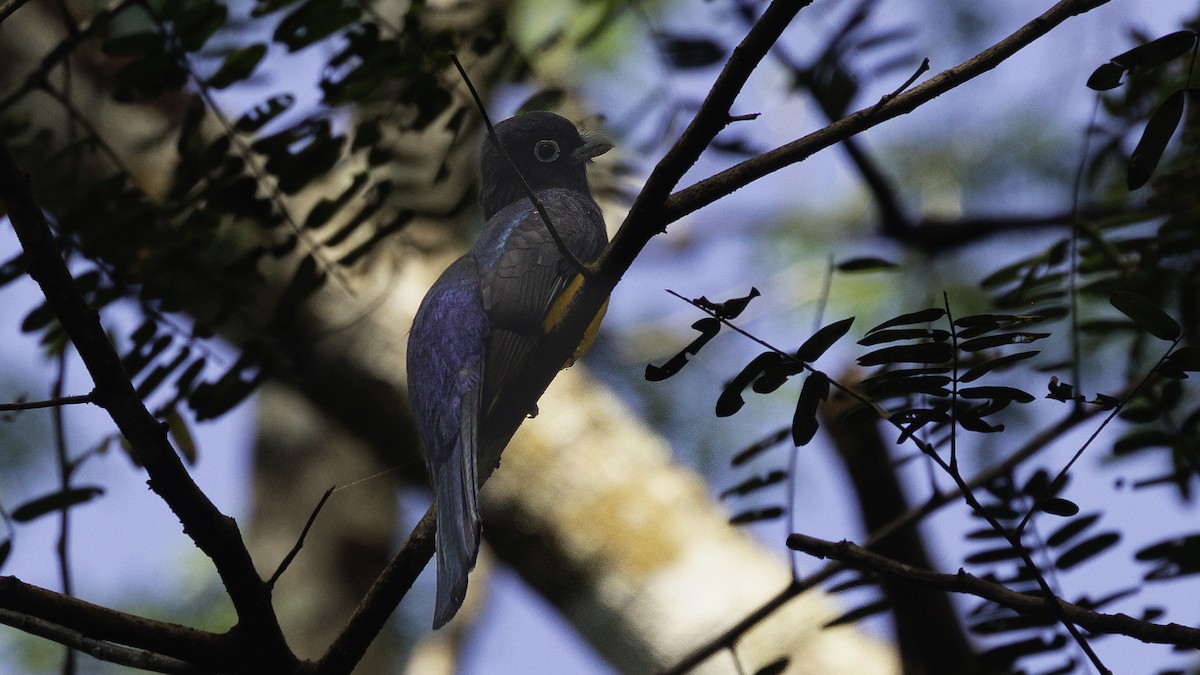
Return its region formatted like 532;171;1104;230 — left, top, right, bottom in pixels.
474;189;607;408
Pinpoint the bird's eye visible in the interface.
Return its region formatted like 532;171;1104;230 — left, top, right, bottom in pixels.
534;140;560;163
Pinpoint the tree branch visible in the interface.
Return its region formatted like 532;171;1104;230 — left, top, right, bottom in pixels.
0;139;295;670
663;0;1114;224
315;504;436;675
0;576;232;670
787;533;1200;649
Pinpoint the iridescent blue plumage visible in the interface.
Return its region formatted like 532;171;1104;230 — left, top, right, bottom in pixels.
407;112;611;628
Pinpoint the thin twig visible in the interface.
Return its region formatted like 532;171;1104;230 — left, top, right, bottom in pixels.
448;51;589;277
267;486;334;589
0;392;95;412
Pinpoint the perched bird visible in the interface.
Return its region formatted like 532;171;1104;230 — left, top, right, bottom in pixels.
407;111;612;628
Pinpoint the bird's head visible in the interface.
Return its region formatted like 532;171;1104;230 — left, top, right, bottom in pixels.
479;112;612;219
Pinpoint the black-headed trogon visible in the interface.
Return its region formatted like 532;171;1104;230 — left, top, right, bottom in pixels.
407;112;612;628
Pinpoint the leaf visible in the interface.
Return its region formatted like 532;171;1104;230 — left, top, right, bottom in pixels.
865;375;952;400
719;470;788;499
958;332;1050;352
1037;497;1080;517
696;287;760;319
716;352;783;417
752;658;789;675
857;342;953;366
823;598;892;629
796;317;854;362
0;539;10;570
12;486;105;522
235;94;296;133
274;0;360;52
960;351;1038;383
208;44;268;89
957;386;1035;404
101;31;164;57
965;545;1029;566
729;506;784;525
858;328;948;346
980;635;1067;663
657;34;726;69
1112;30;1198;71
791;372;830;446
836;257;899;272
1055;532;1119;570
1166;346;1200;371
865;307;945;334
1128;90;1185;190
174;0;228;52
731;428;789;467
165;407;199;465
1086;61;1125;90
1110;291;1180;340
1136;534;1200;581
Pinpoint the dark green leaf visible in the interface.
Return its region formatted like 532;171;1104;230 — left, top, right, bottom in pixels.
729;507;784;525
274;0;360;52
208;44;268;89
980;635;1067;663
101;31;164;57
752;658;789;675
731;428;789;467
12;486;105;522
822;599;891;629
696;287;760;320
1112;30;1198;71
1112;428;1171;456
864;375;951;400
791;372;830;446
1046;376;1076;402
716;352;782;417
1055;532;1119;570
0;539;10;570
645;353;688;382
865;307;945;333
20;302;56;333
1109;291;1180;340
958;332;1049;352
1128;90;1185;190
1167;346;1200;371
235;94;296;133
836;257;899;272
796;317;854;362
857;342;953;366
858;328;948;346
719;470;787;499
960;351;1038;383
1037;497;1080;517
965;545;1031;565
1086;61;1125;90
958;386;1035;404
658;34;726;69
174;0;228;52
1046;513;1100;548
1136;535;1200;581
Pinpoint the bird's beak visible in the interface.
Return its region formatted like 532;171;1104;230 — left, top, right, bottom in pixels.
572;129;614;164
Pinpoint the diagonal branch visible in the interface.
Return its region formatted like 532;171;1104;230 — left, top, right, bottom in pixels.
0;139;295;670
788;533;1200;649
662;0;1114;225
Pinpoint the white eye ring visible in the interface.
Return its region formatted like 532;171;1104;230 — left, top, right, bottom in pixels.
534;139;561;163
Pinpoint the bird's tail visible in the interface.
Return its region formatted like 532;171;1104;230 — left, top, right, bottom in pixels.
432;390;482;629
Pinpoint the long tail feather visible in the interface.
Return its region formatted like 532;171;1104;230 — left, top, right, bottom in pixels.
432;383;482;629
